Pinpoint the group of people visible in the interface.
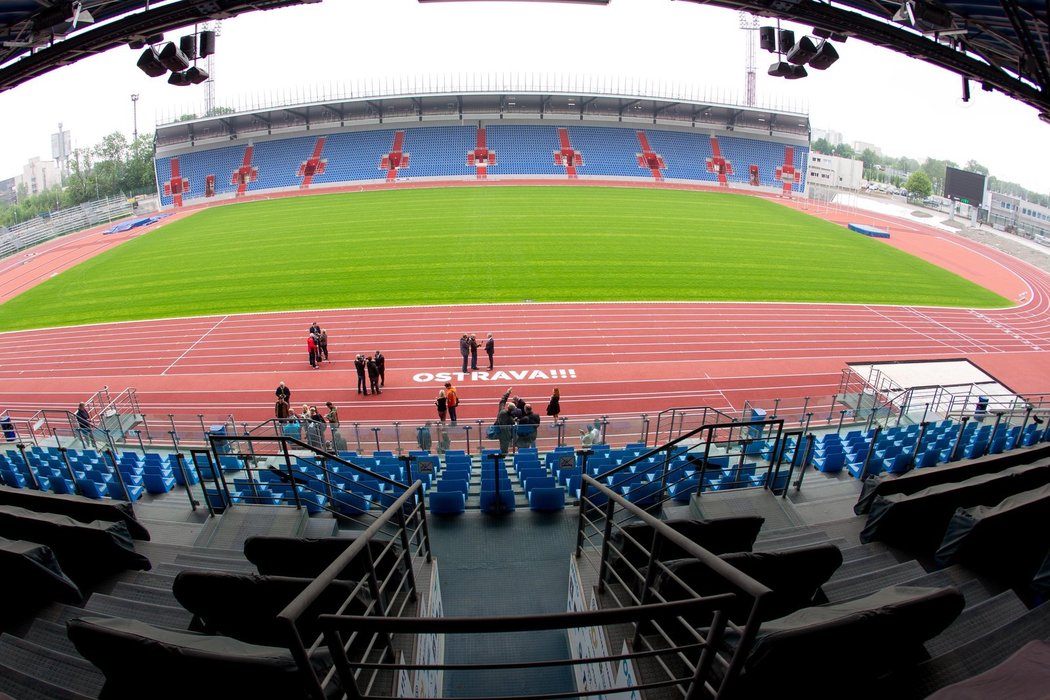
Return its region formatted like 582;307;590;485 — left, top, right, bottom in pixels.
306;322;329;369
354;351;385;395
459;333;494;372
434;381;459;422
492;387;543;453
274;382;343;450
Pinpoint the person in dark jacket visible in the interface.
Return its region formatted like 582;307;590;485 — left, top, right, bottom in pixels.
319;329;329;362
485;333;495;370
495;405;515;454
75;402;93;446
459;334;469;373
545;387;561;421
517;404;541;450
275;381;291;404
468;334;479;371
435;389;448;422
374;351;385;387
354;354;369;395
367;356;382;395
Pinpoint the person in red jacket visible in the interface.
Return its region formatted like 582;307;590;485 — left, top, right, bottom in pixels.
307;334;319;368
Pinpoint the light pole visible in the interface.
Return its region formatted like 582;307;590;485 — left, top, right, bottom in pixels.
131;94;139;140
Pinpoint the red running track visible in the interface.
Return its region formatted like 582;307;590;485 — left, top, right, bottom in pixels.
1;181;1049;428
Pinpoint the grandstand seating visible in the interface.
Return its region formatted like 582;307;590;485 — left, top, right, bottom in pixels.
156;123;809;206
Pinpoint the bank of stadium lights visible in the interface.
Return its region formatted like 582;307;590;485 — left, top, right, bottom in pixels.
134;29;214;87
760;24;842;80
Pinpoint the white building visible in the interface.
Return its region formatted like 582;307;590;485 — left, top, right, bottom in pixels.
852;140;882;157
17;157;61;197
807;152;864;190
988;192;1050;240
811;127;843;146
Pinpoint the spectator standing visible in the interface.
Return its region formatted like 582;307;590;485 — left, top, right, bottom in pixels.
307;405;326;449
374;351;385;387
325;401;342;451
367;356;382;395
319;329;329;362
354;354;369;395
275;395;290;421
445;382;459;423
545;387;561;421
517;404;541;450
435;389;448;422
309;321;321;337
307;335;319;369
468;334;479;371
275;381;291;405
495;403;515;454
485;333;495;370
497;386;514;415
459;334;469;373
298;404;311;442
75;402;93;445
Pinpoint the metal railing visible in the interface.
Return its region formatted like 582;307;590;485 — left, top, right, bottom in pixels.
267;482;433;699
0;196;132;260
266;477;773;699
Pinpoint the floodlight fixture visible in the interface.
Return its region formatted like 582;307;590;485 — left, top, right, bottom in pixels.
786;35;819;65
136;46;167;77
808;40;840;70
157;42;190;72
185;66;209;84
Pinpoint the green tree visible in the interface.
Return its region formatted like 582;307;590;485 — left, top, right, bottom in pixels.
859;148;879;171
905;170;933;198
832;143;855;159
812;137;833;154
964;160;989;176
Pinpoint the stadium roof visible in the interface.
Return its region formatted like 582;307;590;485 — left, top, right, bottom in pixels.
153;91;812;149
0;0;1047;120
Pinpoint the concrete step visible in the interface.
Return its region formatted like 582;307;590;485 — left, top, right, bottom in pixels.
822;560;928;603
0;634;103;698
84;593;192;629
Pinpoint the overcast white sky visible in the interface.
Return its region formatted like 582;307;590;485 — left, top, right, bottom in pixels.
1;0;1048;192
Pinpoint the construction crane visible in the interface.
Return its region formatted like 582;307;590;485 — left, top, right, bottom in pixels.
739;12;759;107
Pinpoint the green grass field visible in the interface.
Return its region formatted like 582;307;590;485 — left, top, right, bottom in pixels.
0;186;1009;331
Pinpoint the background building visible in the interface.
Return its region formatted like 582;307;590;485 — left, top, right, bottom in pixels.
808;152;864;190
989;191;1050;240
17;157;60;198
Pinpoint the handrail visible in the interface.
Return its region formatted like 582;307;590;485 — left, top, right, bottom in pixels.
287;476;772;699
651;405;737;446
